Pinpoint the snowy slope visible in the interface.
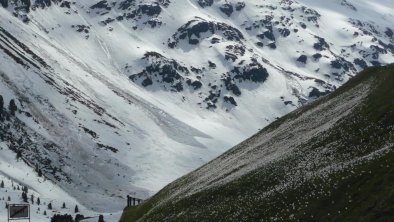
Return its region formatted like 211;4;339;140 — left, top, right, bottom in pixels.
0;0;393;219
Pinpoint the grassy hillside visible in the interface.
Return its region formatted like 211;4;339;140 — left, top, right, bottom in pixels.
121;65;394;222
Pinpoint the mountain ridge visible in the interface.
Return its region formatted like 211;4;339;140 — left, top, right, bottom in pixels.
121;65;394;221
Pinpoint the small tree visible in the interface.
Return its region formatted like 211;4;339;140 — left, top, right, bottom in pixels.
0;180;4;188
52;167;57;175
0;95;3;110
38;169;43;177
22;192;28;202
8;196;11;201
16;150;22;161
74;205;79;213
31;194;34;204
0;95;3;119
8;99;17;116
44;210;47;216
62;202;66;209
48;202;52;210
37;197;41;205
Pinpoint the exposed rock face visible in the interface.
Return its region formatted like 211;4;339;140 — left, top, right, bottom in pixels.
297;55;308;64
168;18;244;48
197;0;213;8
129;52;190;92
220;3;233;17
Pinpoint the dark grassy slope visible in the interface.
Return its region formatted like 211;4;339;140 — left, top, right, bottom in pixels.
122;65;394;222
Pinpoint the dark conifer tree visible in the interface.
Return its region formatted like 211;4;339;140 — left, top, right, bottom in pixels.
0;0;8;8
16;150;22;161
22;192;28;202
50;214;74;222
48;202;52;210
37;197;41;205
52;167;57;175
0;180;4;188
9;99;17;116
0;95;3;110
62;202;66;209
74;205;79;213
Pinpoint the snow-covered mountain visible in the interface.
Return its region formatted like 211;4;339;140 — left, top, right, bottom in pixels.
0;0;393;219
